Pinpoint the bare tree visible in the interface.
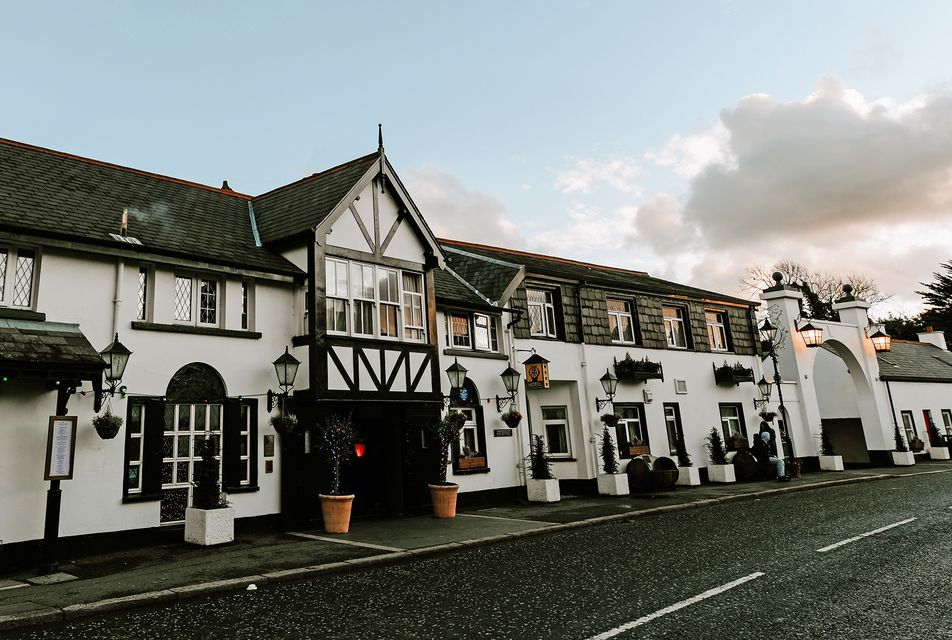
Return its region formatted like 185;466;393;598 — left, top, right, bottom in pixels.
742;259;890;320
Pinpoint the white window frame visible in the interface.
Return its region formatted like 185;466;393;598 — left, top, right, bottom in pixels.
616;404;648;455
198;278;219;327
240;281;255;331
663;404;681;456
457;408;480;457
0;246;40;310
706;311;729;352
323;257;427;343
607;298;636;344
719;404;745;442
901;410;917;444
527;288;557;338
663;306;688;349
473;313;498;352
378;267;400;340
447;312;472;348
239;404;252;486
541;405;571;458
126;402;146;494
173;274;222;327
136;267;151;321
942;409;952;436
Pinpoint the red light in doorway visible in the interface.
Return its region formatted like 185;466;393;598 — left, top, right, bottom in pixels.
354;441;367;458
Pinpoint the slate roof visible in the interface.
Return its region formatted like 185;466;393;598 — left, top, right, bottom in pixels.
0;138;301;276
433;267;499;312
442;246;522;303
0;319;105;374
877;340;952;383
439;239;756;307
253;153;378;243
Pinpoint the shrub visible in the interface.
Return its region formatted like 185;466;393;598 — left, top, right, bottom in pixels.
706;427;728;465
316;414;356;495
818;424;835;456
192;438;227;509
894;424;908;453
599;426;619;474
675;429;692;467
528;435;554;480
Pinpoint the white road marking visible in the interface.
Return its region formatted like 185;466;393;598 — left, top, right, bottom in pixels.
288;531;405;552
586;572;766;640
457;513;557;526
816;517;917;553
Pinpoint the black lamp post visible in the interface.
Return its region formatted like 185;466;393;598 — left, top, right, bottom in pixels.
495;365;521;412
595;369;619;412
100;333;132;397
443;358;468;406
267;346;300;412
760;318;794;457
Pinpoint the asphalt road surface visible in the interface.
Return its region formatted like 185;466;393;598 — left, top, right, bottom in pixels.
9;471;952;639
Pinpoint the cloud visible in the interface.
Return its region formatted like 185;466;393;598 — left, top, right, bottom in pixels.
404;166;525;247
644;123;733;178
554;157;643;195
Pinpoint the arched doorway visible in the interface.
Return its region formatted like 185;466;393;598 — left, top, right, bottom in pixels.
812;342;873;464
450;379;488;472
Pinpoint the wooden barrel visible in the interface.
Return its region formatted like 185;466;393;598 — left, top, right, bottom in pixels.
626;456;652;493
731;449;759;481
652;456;679;491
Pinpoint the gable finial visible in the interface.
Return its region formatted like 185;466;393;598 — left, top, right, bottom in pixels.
378;123;386;194
378;123;384;153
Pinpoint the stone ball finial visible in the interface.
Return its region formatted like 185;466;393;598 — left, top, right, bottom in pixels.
772;272;783;284
843;284;854;295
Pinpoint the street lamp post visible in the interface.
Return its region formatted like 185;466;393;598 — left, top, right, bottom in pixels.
759;318;795;458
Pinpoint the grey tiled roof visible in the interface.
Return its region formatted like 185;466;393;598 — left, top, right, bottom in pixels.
0;138;301;276
877;340;952;383
433;267;498;311
0;319;105;371
253;153;378;243
439;239;756;307
443;246;522;303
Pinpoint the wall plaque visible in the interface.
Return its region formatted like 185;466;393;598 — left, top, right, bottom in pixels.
493;429;513;437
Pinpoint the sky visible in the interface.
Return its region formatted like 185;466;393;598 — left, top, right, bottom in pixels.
2;1;952;315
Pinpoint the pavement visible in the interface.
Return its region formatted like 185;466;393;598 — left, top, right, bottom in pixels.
1;460;950;633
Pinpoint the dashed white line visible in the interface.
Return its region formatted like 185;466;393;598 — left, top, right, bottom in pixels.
586;572;766;640
816;517;917;553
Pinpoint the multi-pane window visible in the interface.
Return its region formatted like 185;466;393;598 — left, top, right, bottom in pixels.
458;408;480;457
616;404;649;458
663;403;682;455
239;404;251;485
199;279;217;325
126;403;145;493
448;313;471;348
0;249;8;301
942;409;952;437
663;306;688;349
720;404;746;445
446;312;498;352
162;403;223;489
378;268;400;338
325;259;349;333
322;258;426;342
241;282;249;330
402;273;425;341
137;268;149;321
173;276;192;321
12;249;35;307
527;288;557;338
706;311;729;351
607;298;635;343
542;406;570;457
901;411;917;445
473;313;498;351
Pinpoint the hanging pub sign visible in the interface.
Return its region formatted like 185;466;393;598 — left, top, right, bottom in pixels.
44;416;77;481
523;354;551;390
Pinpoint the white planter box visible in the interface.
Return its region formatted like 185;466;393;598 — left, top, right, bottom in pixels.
527;478;560;502
929;447;951;461
676;466;701;486
185;506;235;546
819;455;844;471
597;473;629;496
707;464;736;483
891;451;916;467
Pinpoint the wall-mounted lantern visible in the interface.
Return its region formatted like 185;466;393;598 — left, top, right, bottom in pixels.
868;328;892;352
753;375;774;409
595;369;619;412
442;358;468;406
797;321;824;348
267;346;300;411
495;365;521;412
100;333;132;397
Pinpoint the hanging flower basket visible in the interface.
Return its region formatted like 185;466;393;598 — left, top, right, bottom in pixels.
501;410;522;429
270;413;298;436
92;410;123;440
600;413;620;428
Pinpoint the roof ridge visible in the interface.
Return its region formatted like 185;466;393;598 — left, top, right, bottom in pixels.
0;136;253;200
438;238;650;277
254;151;378;200
443;244;523;270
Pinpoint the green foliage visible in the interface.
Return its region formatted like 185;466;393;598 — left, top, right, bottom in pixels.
192;438;226;509
269;412;298;435
430;411;466;484
894;424;908;453
819;424;835;456
706;427;728;465
92;408;123;439
528;435;554;480
675;429;692;467
599;427;619;474
316;414;356;495
875;313;925;341
613;353;661;379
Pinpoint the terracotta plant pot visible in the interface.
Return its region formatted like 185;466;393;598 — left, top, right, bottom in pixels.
319;494;355;533
428;483;459;518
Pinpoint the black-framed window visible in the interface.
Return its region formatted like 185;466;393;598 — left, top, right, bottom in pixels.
706;310;732;352
662;306;690;349
615;403;649;458
719;403;747;449
527;288;559;338
450;380;488;472
901;410;917;444
663;403;683;456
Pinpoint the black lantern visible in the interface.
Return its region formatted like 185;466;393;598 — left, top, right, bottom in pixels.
868;329;891;352
496;365;522;412
753;375;773;409
595;369;618;412
759;318;778;343
101;333;132;394
445;358;468;390
798;322;824;348
273;346;300;390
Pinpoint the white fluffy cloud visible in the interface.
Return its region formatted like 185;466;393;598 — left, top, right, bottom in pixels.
554;157;643;196
404;166;525;247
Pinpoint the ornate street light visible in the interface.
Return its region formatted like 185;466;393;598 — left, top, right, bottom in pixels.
759;317;778;343
495;365;521;412
267;346;300;411
595;369;619;412
100;333;132;396
798;321;824;348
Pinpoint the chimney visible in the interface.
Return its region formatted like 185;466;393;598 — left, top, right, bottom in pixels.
918;327;947;350
221;180;232;191
120;208;129;236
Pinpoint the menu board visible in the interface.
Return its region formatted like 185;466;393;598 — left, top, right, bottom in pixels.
44;416;77;481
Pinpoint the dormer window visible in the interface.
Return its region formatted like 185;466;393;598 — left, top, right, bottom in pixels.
0;247;38;309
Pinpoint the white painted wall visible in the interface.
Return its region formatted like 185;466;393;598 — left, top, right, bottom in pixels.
813;347;861;419
880;381;952;439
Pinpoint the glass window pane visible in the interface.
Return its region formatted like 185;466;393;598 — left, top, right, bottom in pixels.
200;279;217;324
129;405;142;433
177;435;190;457
195;404;207;430
163;435;174;457
0;248;7;300
126;437;141;462
162;462;174;484
12;249;35;307
209;405;221;431
127;465;140;490
164;404;175;430
176;461;190;484
542;406;567;421
174;276;192;321
177;405;191;431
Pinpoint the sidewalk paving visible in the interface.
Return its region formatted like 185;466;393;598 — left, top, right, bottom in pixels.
2;460;951;631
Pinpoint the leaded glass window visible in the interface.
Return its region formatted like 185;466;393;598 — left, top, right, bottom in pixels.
137;268;148;320
241;282;249;329
527;288;557;337
0;249;7;301
174;276;192;321
12;249;35;307
126;403;145;493
199;279;217;325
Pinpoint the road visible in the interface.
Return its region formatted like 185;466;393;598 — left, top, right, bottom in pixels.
8;471;952;639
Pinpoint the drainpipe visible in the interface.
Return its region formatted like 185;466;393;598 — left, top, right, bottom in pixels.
503;305;526;487
112;257;124;337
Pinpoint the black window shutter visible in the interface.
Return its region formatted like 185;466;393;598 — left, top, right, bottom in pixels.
247;399;259;488
222;398;242;490
141;398;166;498
474;405;487;461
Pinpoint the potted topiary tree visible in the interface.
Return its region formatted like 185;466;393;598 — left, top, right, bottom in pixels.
428;410;467;518
92;407;123;439
706;427;735;483
674;428;700;486
817;423;844;471
927;420;951;460
316;414;356;533
184;438;233;546
596;426;628;496
892;424;915;467
526;435;559;502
